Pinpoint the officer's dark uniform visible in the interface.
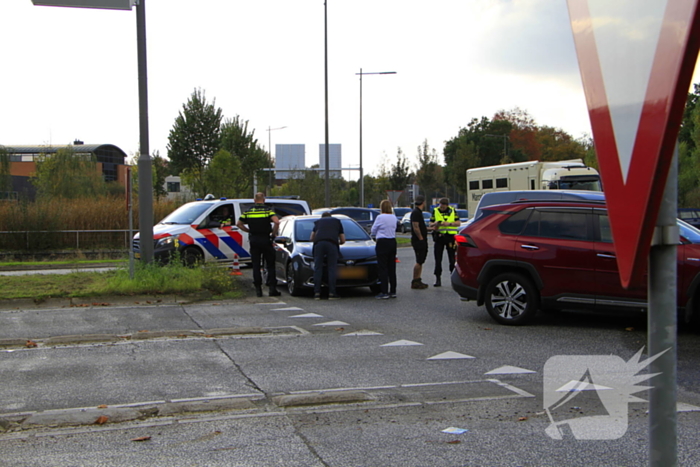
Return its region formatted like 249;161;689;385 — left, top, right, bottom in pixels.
238;204;280;296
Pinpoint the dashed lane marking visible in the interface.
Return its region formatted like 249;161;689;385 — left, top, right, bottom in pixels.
313;321;349;326
343;330;383;336
427;351;475;360
289;313;324;318
381;340;423;347
485;365;537;375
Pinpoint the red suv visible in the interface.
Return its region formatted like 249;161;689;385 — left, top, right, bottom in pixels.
451;197;700;325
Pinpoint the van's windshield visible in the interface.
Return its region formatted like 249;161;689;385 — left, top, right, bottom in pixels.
159;203;213;225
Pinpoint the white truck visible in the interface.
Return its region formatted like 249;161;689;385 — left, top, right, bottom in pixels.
466;159;602;217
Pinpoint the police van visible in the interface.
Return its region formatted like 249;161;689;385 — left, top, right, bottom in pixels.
133;196;310;265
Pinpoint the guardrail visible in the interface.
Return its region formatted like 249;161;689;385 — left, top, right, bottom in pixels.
0;230;133;251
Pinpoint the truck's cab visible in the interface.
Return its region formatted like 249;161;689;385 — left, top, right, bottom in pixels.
133;197;310;265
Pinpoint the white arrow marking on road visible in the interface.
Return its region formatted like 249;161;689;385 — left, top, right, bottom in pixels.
272;307;305;311
588;0;667;183
313;321;349;326
343;330;384;336
556;380;612;392
260;302;286;305
381;340;423;347
485;365;536;375
427;351;475;360
289;313;324;318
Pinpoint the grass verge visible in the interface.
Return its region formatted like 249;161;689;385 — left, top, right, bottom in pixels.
0;262;244;301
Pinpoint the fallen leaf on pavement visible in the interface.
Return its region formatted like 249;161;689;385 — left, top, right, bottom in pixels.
131;436;151;442
97;404;108;409
625;327;634;331
518;417;528;421
25;340;38;348
335;327;344;331
95;415;109;425
446;440;461;444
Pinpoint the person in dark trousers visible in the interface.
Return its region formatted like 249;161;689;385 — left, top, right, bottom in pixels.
237;192;281;297
410;195;429;289
371;199;398;299
429;197;460;287
310;212;346;300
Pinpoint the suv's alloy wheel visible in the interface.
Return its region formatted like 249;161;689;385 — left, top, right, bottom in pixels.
484;272;539;325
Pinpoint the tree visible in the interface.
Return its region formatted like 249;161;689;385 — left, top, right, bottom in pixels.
151;151;168;201
220;116;272;197
536;126;587;162
414;139;443;201
166;88;223;179
388;148;412;190
203;149;242;198
31;147;107;199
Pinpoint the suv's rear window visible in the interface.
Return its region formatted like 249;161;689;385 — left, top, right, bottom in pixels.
498;209;531;235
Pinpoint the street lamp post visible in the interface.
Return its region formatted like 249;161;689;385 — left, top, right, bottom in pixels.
356;68;396;207
31;0;154;264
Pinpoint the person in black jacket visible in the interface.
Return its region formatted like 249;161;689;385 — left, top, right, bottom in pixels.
310;212;345;300
237;193;280;297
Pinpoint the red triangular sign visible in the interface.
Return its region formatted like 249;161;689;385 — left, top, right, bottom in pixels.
568;0;700;288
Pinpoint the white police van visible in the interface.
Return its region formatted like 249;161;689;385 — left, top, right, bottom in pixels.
133;196;311;265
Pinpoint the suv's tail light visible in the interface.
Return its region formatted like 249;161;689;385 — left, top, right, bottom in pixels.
455;234;477;248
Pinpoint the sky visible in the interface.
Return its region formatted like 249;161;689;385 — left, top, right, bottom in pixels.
2;0;700;181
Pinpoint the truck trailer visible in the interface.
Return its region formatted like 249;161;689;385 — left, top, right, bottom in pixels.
466;159;602;217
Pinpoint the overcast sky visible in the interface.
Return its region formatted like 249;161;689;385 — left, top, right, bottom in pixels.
2;0;699;180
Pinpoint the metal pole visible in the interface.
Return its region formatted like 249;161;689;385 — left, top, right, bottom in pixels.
648;143;678;466
323;0;330;207
359;68;363;207
136;0;153;264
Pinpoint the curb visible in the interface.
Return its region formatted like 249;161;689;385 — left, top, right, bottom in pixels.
0;390;376;431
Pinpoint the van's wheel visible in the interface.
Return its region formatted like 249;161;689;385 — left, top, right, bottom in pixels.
182;248;203;267
286;262;303;296
484;272;539;325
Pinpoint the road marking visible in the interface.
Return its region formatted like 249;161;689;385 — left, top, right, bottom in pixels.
272;307;304;311
381;340;423;347
313;321;349;326
485;365;536;375
289;313;324;318
427;351;475;360
343;330;383;336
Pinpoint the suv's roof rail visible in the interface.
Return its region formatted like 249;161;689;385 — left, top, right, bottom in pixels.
509;198;606;206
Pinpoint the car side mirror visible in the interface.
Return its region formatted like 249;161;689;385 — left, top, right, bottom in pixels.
274;236;290;245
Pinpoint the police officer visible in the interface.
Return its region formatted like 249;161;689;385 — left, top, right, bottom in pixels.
236;192;281;297
429;197;460;287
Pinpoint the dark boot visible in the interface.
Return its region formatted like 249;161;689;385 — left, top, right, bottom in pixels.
255;285;263;297
268;285;281;297
434;275;441;287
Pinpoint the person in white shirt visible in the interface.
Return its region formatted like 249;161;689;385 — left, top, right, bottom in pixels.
371;199;398;299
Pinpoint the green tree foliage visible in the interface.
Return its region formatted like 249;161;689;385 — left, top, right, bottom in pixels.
30;147;107;199
414;139;443;200
678;84;700;207
220;116;272;197
166;88;223;180
388;148;413;190
151;151;169;201
203;149;242;198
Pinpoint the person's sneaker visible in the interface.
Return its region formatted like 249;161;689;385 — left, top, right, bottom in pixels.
375;293;390;300
328;294;340;300
314;293;321;300
389;293;397;299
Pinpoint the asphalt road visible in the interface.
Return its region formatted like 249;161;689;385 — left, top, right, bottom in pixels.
0;246;699;466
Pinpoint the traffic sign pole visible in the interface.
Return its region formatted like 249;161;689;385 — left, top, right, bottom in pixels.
648;146;678;466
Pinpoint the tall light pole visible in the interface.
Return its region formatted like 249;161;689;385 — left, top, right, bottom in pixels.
31;0;153;264
357;69;396;207
323;0;330;207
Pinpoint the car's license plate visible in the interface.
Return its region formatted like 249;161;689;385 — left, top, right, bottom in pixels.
337;266;367;279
